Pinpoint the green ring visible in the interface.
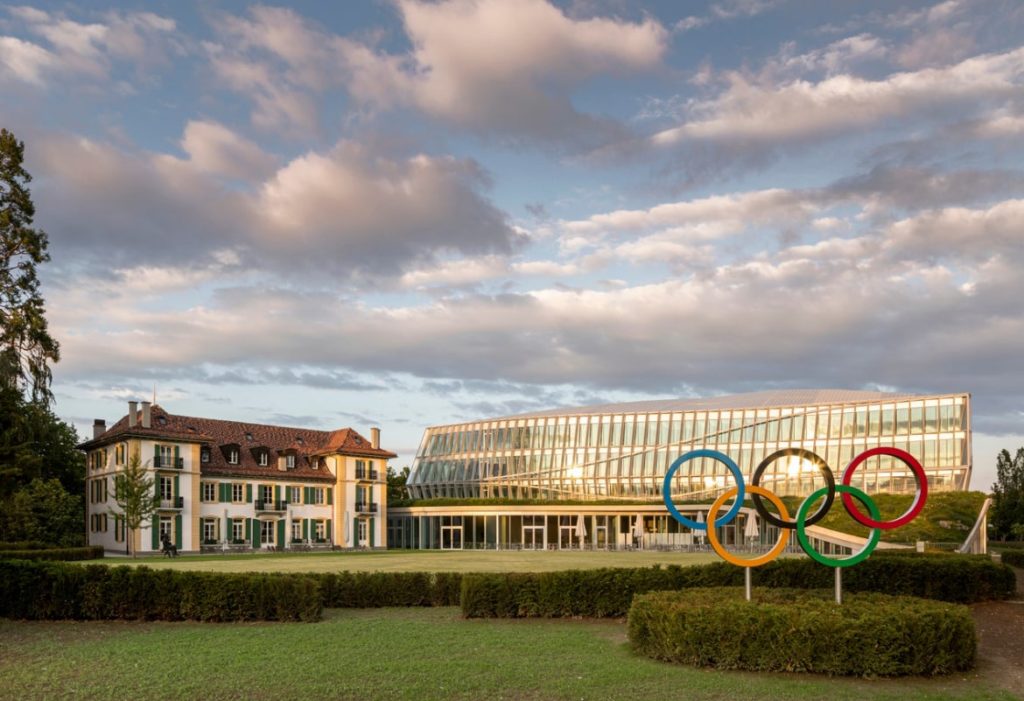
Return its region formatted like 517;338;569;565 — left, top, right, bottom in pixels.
796;485;880;567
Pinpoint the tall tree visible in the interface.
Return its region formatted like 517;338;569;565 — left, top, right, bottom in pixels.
0;128;59;403
387;465;411;505
990;447;1024;541
110;451;160;557
0;477;83;546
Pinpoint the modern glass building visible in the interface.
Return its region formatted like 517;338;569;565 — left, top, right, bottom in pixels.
390;389;971;550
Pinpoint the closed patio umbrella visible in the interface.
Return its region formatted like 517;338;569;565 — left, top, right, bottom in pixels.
694;510;705;545
575;515;587;548
744;512;760;540
633;515;644;547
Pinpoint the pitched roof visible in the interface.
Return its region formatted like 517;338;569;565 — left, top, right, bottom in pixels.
78;405;396;481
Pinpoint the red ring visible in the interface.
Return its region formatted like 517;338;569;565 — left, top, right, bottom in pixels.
841;447;928;529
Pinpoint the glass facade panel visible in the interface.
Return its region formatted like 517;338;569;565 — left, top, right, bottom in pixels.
406;392;972;500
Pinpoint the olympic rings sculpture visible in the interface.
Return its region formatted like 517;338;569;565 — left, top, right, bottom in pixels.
661;446;928;568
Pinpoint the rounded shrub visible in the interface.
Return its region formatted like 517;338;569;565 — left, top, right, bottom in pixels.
628;587;976;677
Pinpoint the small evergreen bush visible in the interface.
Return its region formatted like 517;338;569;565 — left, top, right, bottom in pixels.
627;587;975;676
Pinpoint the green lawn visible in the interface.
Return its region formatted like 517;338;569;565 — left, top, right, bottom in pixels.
0;607;1014;701
124;549;725;573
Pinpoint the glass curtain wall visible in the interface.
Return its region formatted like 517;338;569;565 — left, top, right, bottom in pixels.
407;394;970;500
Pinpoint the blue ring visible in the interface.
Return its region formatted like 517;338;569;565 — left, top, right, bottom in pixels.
662;449;745;531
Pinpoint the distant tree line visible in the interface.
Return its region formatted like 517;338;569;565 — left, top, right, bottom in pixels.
991;447;1024;541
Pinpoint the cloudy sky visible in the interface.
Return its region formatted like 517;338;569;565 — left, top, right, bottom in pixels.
2;0;1022;489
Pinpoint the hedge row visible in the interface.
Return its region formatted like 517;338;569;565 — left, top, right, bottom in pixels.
461;555;1015;618
1000;550;1024;568
313;571;462;607
0;546;104;561
627;588;975;677
0;560;321;622
0;541;52;550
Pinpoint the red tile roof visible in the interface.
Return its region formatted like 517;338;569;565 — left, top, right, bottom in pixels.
78;405;396;482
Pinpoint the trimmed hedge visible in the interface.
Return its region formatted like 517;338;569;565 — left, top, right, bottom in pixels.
0;560;321;622
461;555;1015;618
0;541;52;550
627;587;976;677
314;571;462;607
1000;550;1024;568
0;546;104;561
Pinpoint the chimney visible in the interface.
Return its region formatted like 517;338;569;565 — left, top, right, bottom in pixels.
93;419;106;439
370;427;380;449
128;401;137;427
141;401;152;428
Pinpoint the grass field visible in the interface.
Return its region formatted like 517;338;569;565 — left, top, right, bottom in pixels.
0;607;1016;701
124;549;726;573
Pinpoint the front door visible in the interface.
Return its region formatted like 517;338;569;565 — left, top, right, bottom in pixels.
358;519;368;547
441;525;463;549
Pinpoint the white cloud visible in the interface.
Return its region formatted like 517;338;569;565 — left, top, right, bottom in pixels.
652;47;1024;146
178;120;277;181
0;6;176;86
338;0;668;144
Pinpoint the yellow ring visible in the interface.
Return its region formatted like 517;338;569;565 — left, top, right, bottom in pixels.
705;485;790;568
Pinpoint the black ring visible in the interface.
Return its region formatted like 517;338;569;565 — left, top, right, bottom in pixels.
750;449;835;529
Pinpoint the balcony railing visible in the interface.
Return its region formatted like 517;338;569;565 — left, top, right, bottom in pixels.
355;502;378;514
355;469;380;481
153;456;183;469
255;499;289;512
159;496;184;509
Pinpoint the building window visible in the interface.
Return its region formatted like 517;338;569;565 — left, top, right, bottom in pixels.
203;518;218;543
155;444;172;468
312;487;325;505
260;485;273;504
201;447;210;464
232;519;244;542
159;517;173;542
261;520;275;547
314;520;326;541
228;449;239;465
286;454;296;469
159;476;173;501
201;482;216;502
232;483;244;503
114;517;124;542
291;519;302;542
290;486;301;503
258;451;268;466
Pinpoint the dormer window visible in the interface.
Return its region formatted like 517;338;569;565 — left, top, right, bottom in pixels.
311;457;319;470
286;454;296;469
258;451;268;466
157;416;168;426
200;447;210;464
245;432;253;442
296;436;304;445
228;449;239;465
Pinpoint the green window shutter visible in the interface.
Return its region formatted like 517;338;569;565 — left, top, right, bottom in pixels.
353;518;358;547
225;516;231;542
245;518;251;542
246;484;252;502
327;488;333;505
274;485;281;502
173;445;180;467
303;519;309;540
173;475;180;499
252;519;261;547
369;518;375;548
153;445;159;464
277;519;285;548
219;483;227;502
326;519;332;543
151;516;160;551
175;515;182;548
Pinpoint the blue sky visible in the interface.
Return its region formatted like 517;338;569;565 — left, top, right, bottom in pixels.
2;0;1023;489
